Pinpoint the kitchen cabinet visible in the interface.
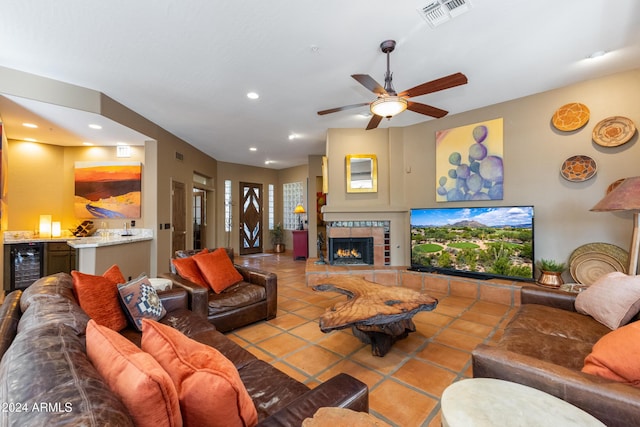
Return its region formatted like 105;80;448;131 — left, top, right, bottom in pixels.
45;242;77;275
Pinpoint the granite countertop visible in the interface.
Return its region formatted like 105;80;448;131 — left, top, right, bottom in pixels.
4;229;153;247
67;231;153;248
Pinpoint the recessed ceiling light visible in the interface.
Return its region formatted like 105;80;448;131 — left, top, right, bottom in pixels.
82;142;94;146
249;147;257;151
88;124;102;130
265;160;272;165
288;134;297;140
247;92;259;100
359;112;372;118
588;50;607;59
22;122;38;128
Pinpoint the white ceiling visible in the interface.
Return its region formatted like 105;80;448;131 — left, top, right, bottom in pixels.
0;0;639;169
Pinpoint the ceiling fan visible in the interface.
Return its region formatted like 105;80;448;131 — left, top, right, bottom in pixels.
317;40;468;130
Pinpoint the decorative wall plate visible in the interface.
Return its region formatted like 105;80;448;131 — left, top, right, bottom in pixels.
592;116;636;147
571;255;624;286
560;155;597;182
552;103;590;131
569;242;628;285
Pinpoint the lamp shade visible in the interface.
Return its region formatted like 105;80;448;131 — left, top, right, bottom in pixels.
294;204;306;214
590;176;640;212
370;96;408;118
39;215;52;238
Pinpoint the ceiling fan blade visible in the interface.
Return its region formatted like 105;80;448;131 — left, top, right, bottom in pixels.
366;114;383;130
407;101;448;118
317;102;370;115
352;74;388;96
398;72;468;98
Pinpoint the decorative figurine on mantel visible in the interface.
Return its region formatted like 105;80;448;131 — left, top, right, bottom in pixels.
315;232;326;265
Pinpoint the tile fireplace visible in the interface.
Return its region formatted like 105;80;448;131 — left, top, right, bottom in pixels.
328;237;373;265
326;220;390;266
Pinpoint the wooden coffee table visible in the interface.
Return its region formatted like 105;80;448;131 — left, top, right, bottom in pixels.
313;276;438;356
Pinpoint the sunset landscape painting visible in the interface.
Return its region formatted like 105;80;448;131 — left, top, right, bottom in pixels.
74;161;141;218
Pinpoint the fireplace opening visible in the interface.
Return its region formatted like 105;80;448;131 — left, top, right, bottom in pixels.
329;237;374;265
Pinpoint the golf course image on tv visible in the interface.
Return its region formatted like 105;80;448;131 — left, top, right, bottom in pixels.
410;206;534;281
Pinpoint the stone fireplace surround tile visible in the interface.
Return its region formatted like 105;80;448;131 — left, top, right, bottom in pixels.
326;221;389;266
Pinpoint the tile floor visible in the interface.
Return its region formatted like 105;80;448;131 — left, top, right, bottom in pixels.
230;252;517;427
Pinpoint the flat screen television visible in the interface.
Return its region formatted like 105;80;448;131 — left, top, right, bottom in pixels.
410;206;534;281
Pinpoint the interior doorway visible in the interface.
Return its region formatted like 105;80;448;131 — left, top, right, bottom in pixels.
171;180;186;253
193;188;206;250
239;182;263;255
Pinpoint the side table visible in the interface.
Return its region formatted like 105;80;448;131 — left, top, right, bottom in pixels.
148;277;172;292
441;378;605;427
292;229;308;260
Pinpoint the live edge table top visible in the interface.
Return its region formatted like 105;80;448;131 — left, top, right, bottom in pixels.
313;276;438;356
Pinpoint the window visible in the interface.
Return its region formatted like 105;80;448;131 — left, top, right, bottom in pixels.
224;180;232;232
268;184;274;230
283;181;303;230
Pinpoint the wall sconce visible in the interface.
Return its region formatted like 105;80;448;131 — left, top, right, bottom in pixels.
294;204;306;230
51;221;61;238
39;215;52;238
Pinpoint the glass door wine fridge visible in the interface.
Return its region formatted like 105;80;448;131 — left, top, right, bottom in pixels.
3;242;44;291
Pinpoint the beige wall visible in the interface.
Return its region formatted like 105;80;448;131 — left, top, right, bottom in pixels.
307;155;323;257
325;69;640;271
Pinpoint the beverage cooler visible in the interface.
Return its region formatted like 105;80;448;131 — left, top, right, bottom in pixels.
3;242;45;292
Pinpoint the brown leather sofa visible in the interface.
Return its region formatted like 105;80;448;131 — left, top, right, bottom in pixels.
161;248;277;332
472;285;640;427
0;273;368;426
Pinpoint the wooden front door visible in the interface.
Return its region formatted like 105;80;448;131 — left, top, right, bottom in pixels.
172;180;186;253
239;182;263;255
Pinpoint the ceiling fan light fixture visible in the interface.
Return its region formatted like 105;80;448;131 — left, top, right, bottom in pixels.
370;96;408;118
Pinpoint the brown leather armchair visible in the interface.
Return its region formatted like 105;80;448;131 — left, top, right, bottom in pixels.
472;285;640;427
161;248;277;332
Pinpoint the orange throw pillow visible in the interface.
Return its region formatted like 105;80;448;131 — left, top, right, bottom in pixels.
86;320;182;427
141;319;257;427
582;321;640;387
71;265;128;331
193;248;243;293
172;257;208;288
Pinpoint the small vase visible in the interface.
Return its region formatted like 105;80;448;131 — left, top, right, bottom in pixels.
537;271;564;289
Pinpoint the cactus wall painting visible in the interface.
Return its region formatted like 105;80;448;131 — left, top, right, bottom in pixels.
435;118;504;202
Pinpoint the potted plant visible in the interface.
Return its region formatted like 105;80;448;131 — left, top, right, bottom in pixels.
270;223;286;253
536;258;566;288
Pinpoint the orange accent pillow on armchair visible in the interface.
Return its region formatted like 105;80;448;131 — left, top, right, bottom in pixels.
193;248;243;293
171;256;208;288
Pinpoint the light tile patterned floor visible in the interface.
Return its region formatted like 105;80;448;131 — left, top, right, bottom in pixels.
230;252;515;427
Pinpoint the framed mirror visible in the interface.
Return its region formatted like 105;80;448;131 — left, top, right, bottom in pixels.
346;154;377;193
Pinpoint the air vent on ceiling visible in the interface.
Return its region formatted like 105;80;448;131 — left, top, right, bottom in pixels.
416;0;472;28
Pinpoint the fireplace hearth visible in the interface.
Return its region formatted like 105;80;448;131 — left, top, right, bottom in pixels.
329;237;373;265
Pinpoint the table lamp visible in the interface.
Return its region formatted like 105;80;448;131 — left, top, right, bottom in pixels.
590;176;640;275
294;203;306;230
